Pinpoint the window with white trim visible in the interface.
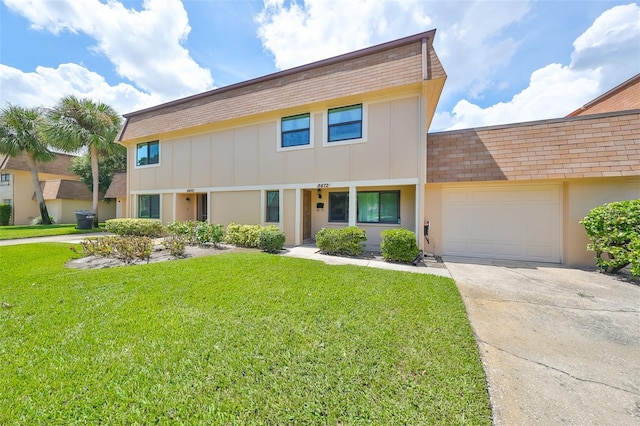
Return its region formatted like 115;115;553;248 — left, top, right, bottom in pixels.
329;192;348;222
328;104;362;142
281;113;310;147
266;190;279;223
136;140;159;166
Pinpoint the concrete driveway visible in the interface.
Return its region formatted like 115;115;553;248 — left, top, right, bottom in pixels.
444;257;640;426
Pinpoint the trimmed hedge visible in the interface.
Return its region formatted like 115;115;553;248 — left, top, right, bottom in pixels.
166;221;225;247
105;218;164;237
316;226;367;256
581;199;640;275
225;223;286;253
381;228;420;263
0;204;11;226
259;225;286;253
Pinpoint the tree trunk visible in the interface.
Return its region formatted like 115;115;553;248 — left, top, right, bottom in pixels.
27;153;51;225
90;144;99;228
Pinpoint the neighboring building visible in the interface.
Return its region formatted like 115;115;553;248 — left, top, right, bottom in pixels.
104;172;127;218
116;30;640;267
0;153;115;225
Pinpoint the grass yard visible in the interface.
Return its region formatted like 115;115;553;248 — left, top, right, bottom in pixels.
0;243;491;425
0;224;103;240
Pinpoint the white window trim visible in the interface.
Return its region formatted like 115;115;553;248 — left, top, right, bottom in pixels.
276;113;315;152
322;103;368;148
134;140;161;169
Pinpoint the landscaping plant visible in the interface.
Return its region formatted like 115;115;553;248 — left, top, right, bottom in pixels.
316;226;367;256
0;204;10;226
105;218;164;237
258;225;286;253
380;228;420;263
581;199;640;275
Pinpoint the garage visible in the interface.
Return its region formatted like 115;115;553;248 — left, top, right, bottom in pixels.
441;184;562;263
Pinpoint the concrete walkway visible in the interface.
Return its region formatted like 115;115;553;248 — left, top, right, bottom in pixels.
0;232;110;246
444;256;640;426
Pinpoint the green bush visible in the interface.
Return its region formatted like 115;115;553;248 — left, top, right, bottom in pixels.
162;234;187;258
380;228;420;263
316;226;367;256
580;199;640;275
225;223;262;248
166;221;225;247
259;225;286;253
0;204;11;226
105;218;164;237
78;235;154;264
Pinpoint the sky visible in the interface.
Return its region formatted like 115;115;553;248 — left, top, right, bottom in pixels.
1;0;639;132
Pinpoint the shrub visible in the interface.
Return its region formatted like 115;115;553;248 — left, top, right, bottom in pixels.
163;234;187;258
380;228;420;263
195;222;225;247
580;199;640;275
316;226;367;256
0;204;11;226
225;223;261;248
259;225;286;253
105;218;164;237
31;215;55;225
78;235;154;264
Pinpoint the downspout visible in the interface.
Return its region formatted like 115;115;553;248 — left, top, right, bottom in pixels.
417;37;429;252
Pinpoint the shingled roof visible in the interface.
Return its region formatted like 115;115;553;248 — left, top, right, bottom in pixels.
104;172;126;198
37;179;98;201
0;153;78;176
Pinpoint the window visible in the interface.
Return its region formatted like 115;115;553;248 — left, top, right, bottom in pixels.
281;113;310;147
328;104;362;142
357;191;400;224
138;194;160;219
0;173;10;183
136;140;159;166
3;199;11;206
329;192;349;222
266;190;279;222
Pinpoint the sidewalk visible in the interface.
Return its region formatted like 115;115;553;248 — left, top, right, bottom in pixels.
0;232;110;247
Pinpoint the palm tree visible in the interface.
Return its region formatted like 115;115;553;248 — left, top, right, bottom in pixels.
0;105;55;225
46;96;122;227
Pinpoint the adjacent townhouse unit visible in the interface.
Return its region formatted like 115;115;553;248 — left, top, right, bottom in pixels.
0;153;116;225
116;29;639;267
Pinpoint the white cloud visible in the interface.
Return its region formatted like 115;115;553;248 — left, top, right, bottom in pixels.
256;0;434;69
432;3;640;131
0;63;162;115
3;0;213;99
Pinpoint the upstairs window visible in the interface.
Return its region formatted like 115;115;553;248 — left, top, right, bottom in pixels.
138;194;160;219
281;113;311;148
0;173;10;183
357;191;400;224
328;104;362;142
136;140;159;166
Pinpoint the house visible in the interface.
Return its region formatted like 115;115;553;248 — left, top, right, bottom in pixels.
0;153;116;225
116;30;639;267
104;172;127;218
117;30;445;251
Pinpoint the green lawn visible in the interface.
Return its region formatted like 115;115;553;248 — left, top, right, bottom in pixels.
0;243;491;425
0;224;103;240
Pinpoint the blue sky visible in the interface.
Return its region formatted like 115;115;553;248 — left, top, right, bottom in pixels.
1;0;639;131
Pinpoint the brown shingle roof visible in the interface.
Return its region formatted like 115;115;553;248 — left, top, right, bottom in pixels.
427;110;640;182
37;179;97;200
567;73;640;117
0;153;78;177
104;172;126;198
118;30;445;142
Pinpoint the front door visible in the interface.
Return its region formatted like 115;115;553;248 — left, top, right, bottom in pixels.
303;190;311;241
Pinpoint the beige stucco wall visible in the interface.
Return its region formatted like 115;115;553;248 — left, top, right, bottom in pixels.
425;177;640;267
128;96;421;193
282;189;295;245
210;191;261;226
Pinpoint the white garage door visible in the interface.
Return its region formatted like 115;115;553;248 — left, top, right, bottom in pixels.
442;185;562;263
